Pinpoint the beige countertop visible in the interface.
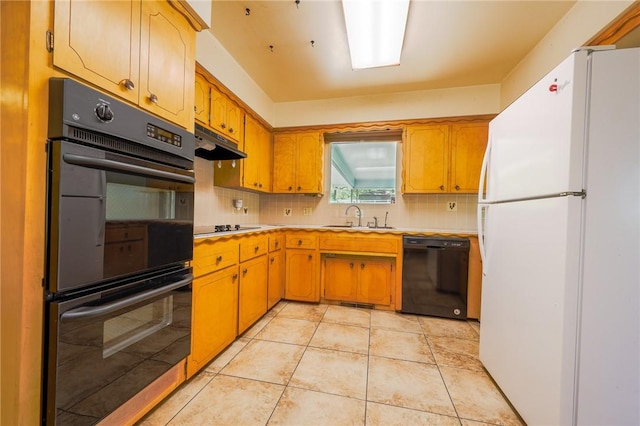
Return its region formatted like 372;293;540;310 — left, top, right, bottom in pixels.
194;224;477;239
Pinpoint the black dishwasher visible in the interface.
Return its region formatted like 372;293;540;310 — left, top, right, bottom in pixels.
401;236;469;319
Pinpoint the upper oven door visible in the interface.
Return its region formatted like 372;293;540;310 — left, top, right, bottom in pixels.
47;141;195;294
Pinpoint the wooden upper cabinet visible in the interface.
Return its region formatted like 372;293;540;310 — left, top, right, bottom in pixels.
139;0;195;128
243;115;271;192
194;72;210;125
53;0;141;104
210;85;244;143
272;132;323;194
402;124;450;193
449;123;489;193
402;122;488;194
53;0;196;129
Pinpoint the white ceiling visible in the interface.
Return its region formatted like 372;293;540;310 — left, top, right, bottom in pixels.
209;0;577;103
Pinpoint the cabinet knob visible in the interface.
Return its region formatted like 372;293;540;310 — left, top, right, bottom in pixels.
349;262;354;269
216;255;223;262
120;79;135;91
221;123;226;129
361;263;365;269
288;186;293;191
232;273;238;280
254;182;259;186
297;186;301;190
243;268;248;274
308;254;313;260
455;184;460;191
255;246;259;252
271;257;275;263
275;241;279;248
149;93;158;104
229;128;234;133
259;183;263;188
439;185;445;191
298;240;302;245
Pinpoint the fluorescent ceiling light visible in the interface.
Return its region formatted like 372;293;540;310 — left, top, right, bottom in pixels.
342;0;410;70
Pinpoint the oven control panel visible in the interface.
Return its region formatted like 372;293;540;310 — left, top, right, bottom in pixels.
146;123;182;147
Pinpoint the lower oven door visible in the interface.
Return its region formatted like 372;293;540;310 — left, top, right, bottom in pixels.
44;269;193;425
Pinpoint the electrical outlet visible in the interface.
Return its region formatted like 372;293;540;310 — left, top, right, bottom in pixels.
303;207;312;216
446;201;457;212
283;208;292;217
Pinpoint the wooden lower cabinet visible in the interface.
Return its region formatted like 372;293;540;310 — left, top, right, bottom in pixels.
324;256;393;306
284;249;319;302
187;267;238;378
238;255;268;334
267;250;284;309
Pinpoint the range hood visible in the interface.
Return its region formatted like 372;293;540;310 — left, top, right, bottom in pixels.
194;123;247;160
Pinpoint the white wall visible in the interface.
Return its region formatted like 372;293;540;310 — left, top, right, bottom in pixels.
196;31;275;124
500;0;634;109
272;84;500;128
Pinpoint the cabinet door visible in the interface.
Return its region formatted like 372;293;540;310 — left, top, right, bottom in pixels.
225;101;244;143
403;125;450;193
284;249;319;302
357;259;392;305
139;0;195;129
268;251;284;309
209;85;227;135
194;73;210;125
238;256;268;334
272;134;297;192
324;257;357;301
258;125;273;192
53;0;140;104
243;115;262;191
296;133;322;193
188;267;238;378
449;123;489;193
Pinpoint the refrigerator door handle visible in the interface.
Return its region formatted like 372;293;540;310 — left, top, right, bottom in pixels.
477;204;488;270
478;129;492;204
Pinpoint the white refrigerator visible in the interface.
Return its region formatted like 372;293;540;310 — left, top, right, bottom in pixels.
477;47;639;426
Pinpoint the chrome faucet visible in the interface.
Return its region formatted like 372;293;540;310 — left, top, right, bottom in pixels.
345;204;362;227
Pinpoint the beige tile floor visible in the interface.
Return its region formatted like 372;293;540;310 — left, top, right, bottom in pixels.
139;302;523;426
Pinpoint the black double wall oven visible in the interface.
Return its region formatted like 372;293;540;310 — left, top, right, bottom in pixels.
43;78;195;425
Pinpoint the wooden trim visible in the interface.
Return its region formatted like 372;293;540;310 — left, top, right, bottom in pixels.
273;114;497;135
587;1;640;46
169;0;208;32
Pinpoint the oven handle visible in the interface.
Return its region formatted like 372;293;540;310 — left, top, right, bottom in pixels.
61;274;193;320
63;153;195;184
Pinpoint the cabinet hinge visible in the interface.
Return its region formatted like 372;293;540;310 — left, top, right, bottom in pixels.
46;30;54;53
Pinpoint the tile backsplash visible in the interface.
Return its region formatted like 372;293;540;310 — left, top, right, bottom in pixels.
195;158;478;232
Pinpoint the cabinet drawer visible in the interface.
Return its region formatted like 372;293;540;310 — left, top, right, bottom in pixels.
285;233;318;249
105;225;146;243
269;233;283;252
319;233;399;254
239;234;268;262
193;239;239;277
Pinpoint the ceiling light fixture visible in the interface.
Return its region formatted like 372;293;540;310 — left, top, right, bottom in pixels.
341;0;410;70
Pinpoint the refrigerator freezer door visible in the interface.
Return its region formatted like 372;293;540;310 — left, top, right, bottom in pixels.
479;196;583;425
484;51;588;203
